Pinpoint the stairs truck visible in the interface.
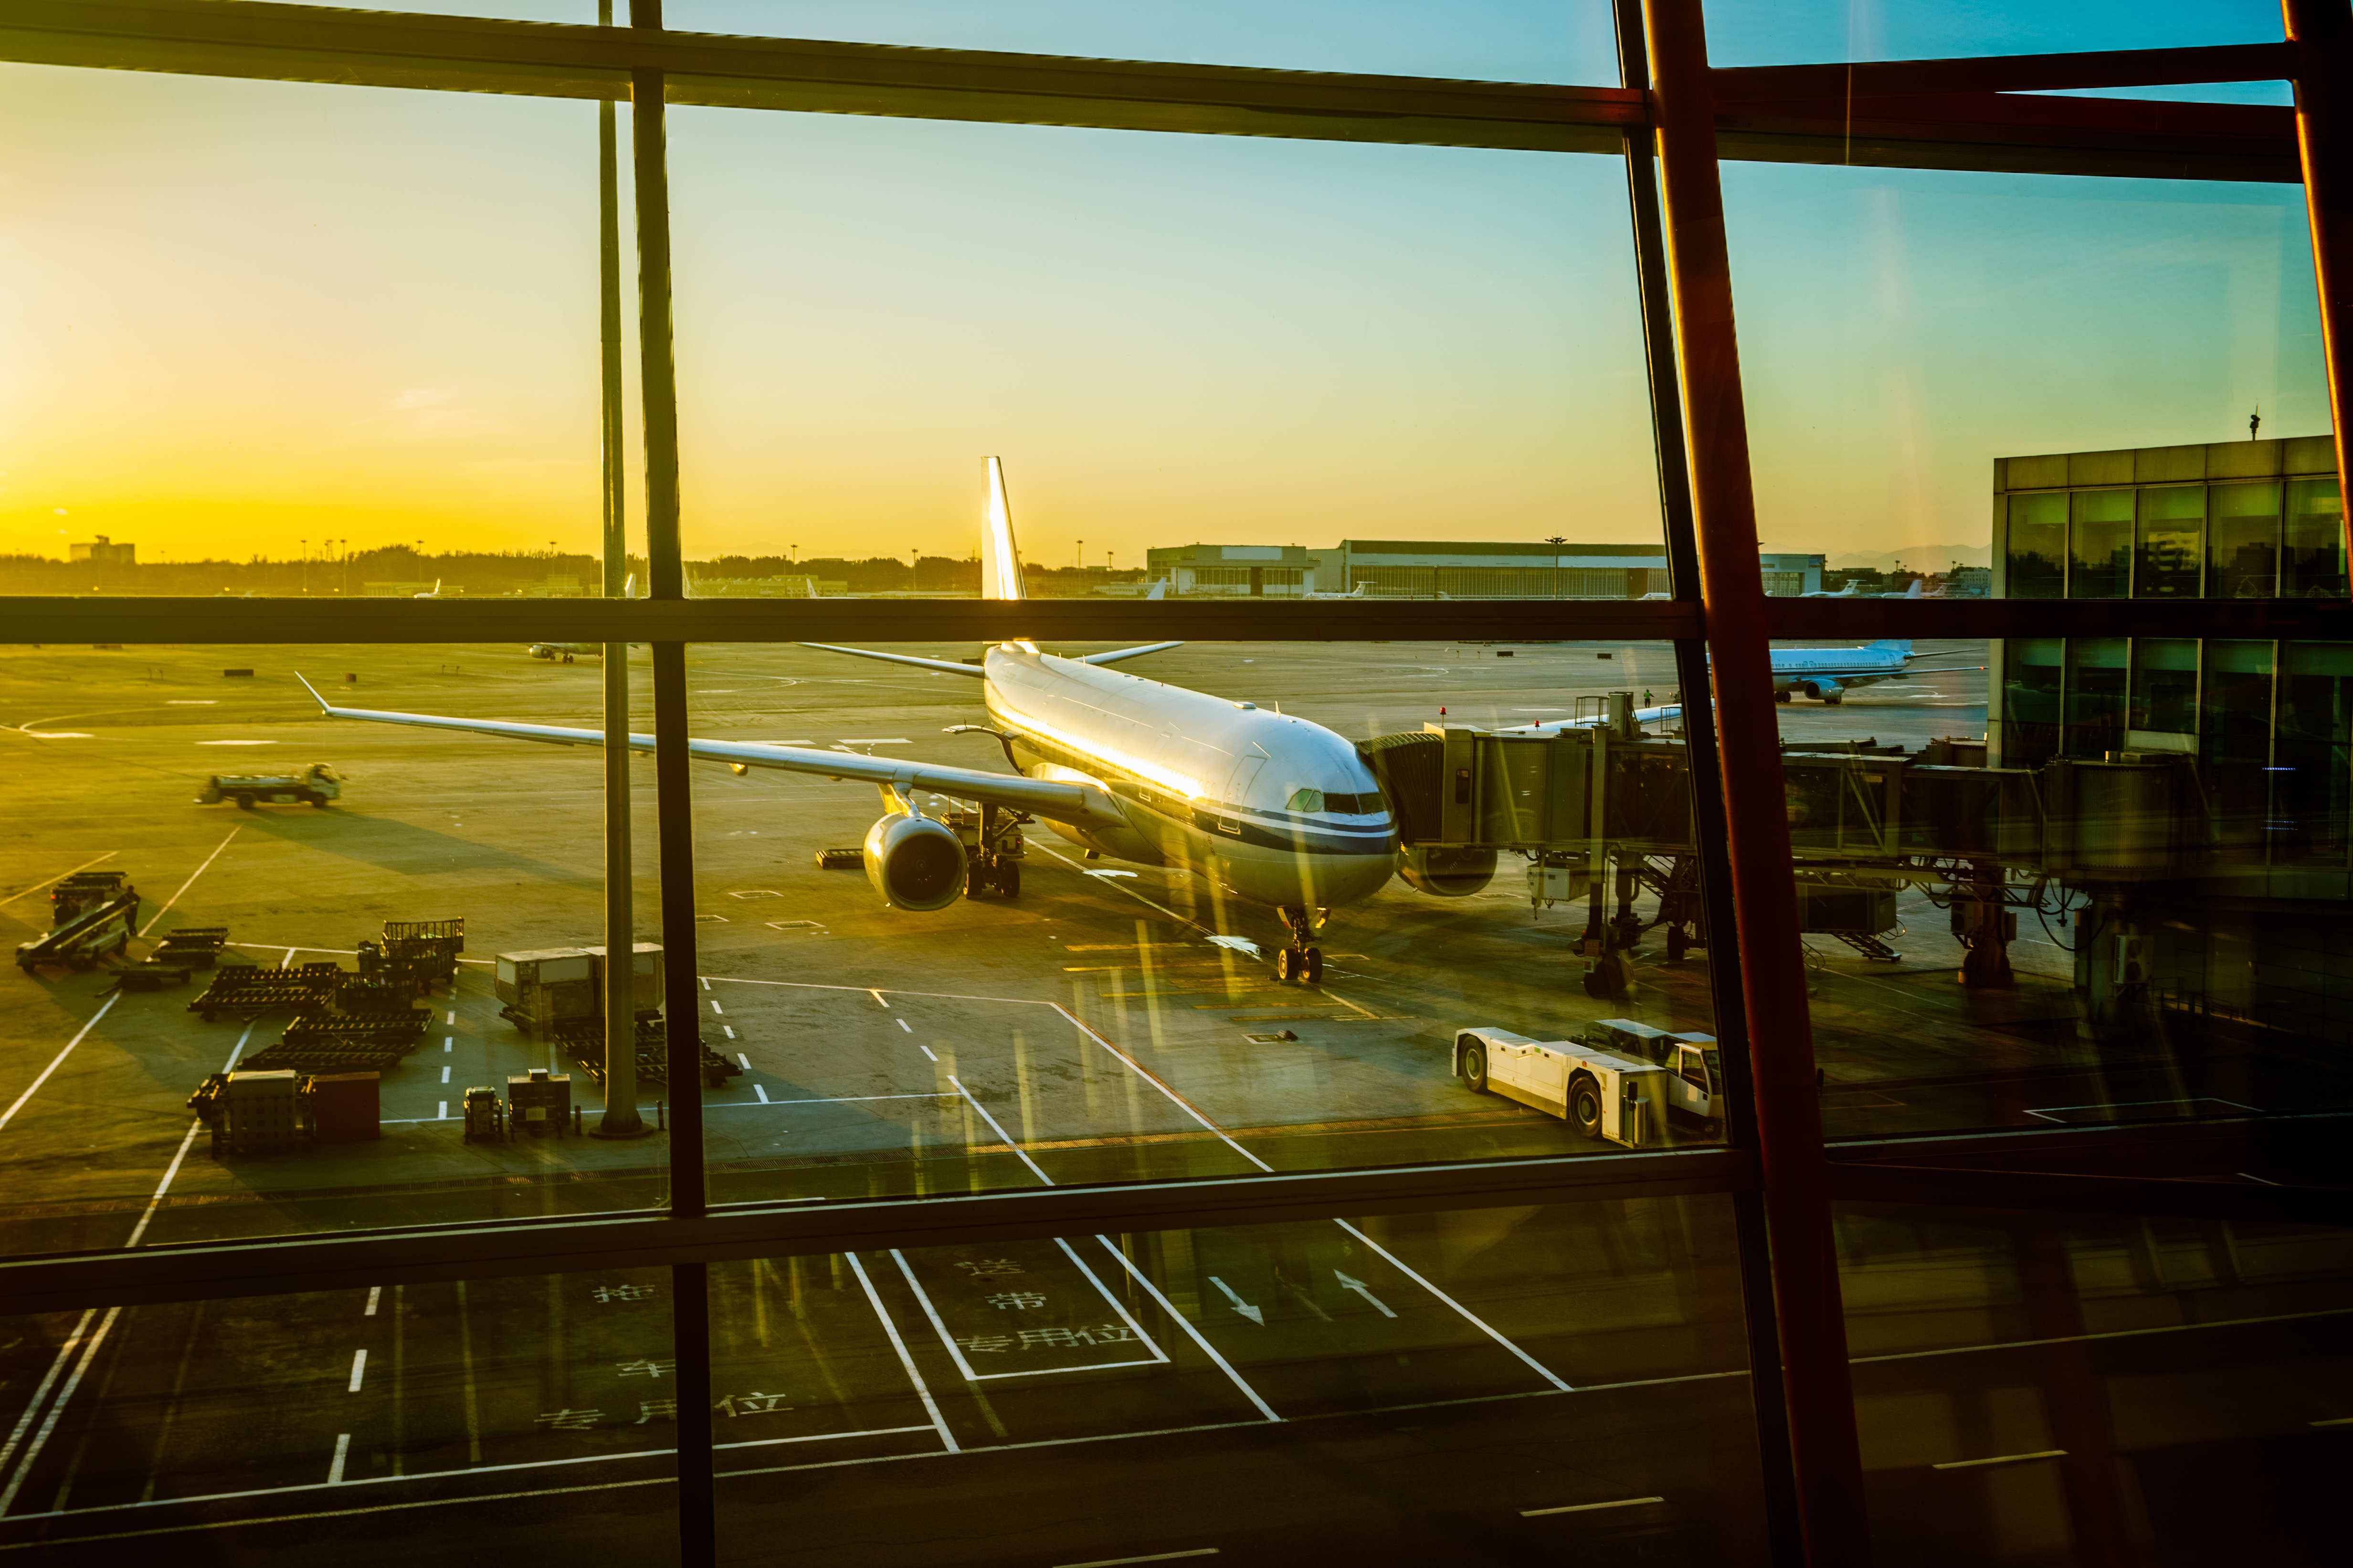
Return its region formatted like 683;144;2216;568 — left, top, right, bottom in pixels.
196;763;342;810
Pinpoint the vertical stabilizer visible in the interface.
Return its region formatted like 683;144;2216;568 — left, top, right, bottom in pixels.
981;456;1026;601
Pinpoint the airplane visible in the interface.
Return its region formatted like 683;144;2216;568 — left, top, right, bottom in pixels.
1301;582;1372;600
299;458;1407;985
529;578;635;662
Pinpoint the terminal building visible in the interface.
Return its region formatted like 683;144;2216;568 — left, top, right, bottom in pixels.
1144;540;1823;597
1988;433;2350;1051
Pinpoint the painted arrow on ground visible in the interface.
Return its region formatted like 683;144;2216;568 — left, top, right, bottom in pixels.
1205;1276;1264;1325
1334;1270;1398;1318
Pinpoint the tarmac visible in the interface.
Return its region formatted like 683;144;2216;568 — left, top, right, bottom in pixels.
7;634;2337;1564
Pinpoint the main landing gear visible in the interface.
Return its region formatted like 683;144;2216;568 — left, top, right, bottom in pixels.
1273;907;1326;986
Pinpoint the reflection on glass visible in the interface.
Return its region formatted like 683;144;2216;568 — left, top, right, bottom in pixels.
0;645;659;1256
682;641;1720;1209
714;1197;1764;1562
2068;490;2133;599
0;1275;677;1553
1839;1204;2353;1565
2133;485;2204;598
2210;479;2282;598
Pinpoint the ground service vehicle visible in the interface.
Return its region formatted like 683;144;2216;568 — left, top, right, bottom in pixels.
1451;1026;1670;1147
196;762;341;810
1583;1019;1724;1131
15;872;140;973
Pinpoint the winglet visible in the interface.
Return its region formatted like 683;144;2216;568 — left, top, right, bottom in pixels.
981;456;1026;601
294;672;332;713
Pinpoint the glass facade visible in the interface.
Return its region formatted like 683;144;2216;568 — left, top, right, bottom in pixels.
0;4;2344;1564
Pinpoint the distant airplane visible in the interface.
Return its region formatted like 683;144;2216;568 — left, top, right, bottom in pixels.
1302;582;1371;600
304;461;1409;983
528;576;633;662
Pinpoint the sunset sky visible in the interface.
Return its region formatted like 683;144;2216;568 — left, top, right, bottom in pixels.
0;1;2318;570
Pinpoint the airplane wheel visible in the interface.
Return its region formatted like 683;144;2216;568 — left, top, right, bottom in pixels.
562;653;574;664
1460;1041;1488;1092
966;865;988;898
1305;947;1325;984
1822;692;1844;705
1275;947;1298;982
998;860;1021;898
1774;690;1792;704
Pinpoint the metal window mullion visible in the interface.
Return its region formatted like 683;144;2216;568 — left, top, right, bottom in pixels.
1612;0;1802;1555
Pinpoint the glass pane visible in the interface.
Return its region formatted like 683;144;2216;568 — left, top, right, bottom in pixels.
1703;1;2284;68
0;65;602;591
1725;167;2324;603
668;111;1663;591
0;643;672;1255
0;1273;677;1555
685;639;1722;1207
1839;1201;2353;1565
668;1;1621;84
2209;480;2283;598
2134;484;2205;598
715;1195;1768;1561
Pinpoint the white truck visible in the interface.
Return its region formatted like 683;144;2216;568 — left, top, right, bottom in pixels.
195;762;342;810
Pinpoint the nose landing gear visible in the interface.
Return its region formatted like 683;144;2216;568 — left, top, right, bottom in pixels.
1273;906;1327;986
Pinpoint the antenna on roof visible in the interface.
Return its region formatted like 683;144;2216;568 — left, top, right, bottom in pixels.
2250;405;2262;441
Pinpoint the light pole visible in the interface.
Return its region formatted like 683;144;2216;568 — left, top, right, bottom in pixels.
1546;535;1567;599
298;539;306;595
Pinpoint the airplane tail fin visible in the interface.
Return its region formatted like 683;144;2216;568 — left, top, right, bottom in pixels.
1147;577;1168;600
981;456;1026;601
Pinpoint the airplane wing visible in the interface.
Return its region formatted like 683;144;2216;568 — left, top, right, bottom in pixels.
795;641;986;678
1080;642;1183;666
294;676;1127;826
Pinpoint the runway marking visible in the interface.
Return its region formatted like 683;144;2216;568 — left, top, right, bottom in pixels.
947;1076;1050;1186
0;994;121;1136
869;990;890;1008
326;1435;351;1486
919;1045;938;1061
1331;1220;1572;1392
0;1305;122;1515
710;1001;724;1015
1933;1450;2064;1470
1046;1002;1271;1173
896;1018;911;1032
2022;1095;2259;1122
0;1311;100;1487
722;1026;736;1040
754;1086;770;1103
1099;1241;1280;1422
124;1020;255;1247
137;825;243;937
713;1424;935;1452
892;1242;1169;1384
737;1053;750;1069
843;1252;957;1455
1057;1551;1218;1566
0;853;117;908
364;1288;381;1317
1521;1496;1663;1516
347;1350;368;1392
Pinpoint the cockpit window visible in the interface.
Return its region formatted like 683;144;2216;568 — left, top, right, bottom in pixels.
1286;789;1381;815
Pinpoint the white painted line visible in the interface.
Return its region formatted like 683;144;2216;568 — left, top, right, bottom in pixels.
1333;1271;1397;1318
736;1053;750;1070
919;1045;937;1061
869;990;890;1008
0;1310;99;1484
713;1424;935;1452
440;1065;451;1084
948;1076;1051;1186
0;1305;123;1514
0;994;121;1135
710;1001;724;1015
1055;1552;1218;1567
436;1102;447;1120
1850;1304;2353;1365
2022;1095;2259;1122
1331;1220;1572;1392
896;1018;912;1033
844;1253;956;1455
445;1010;455;1026
364;1288;381;1317
137;825;243;937
1096;1238;1279;1423
1521;1496;1662;1516
722;1026;736;1040
1933;1449;2064;1470
0;852;118;908
754;1085;770;1104
443;1036;453;1052
327;1434;351;1486
347;1350;368;1393
699;977;710;991
124;1021;254;1249
1046;1002;1271;1173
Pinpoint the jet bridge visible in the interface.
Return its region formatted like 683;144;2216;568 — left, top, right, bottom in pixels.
1357;700;2215;996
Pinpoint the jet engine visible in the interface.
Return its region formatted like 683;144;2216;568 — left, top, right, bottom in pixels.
1399;845;1497;897
863;813;967;912
1801;679;1845;705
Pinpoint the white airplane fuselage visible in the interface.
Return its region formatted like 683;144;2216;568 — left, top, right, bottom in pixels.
976;645;1400;914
